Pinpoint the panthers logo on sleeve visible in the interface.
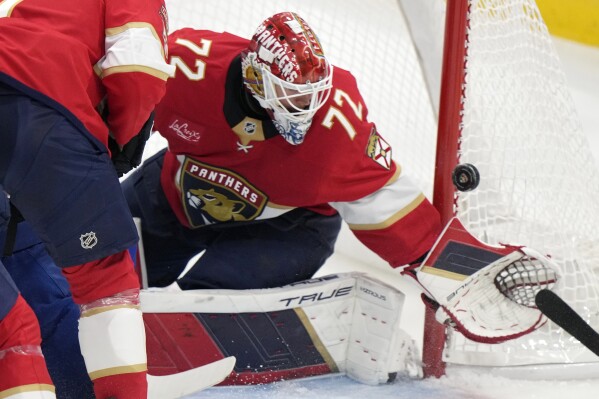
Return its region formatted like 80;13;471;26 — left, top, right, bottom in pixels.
179;157;268;227
366;127;392;170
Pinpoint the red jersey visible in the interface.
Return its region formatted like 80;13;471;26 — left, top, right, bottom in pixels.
0;0;175;146
155;28;441;267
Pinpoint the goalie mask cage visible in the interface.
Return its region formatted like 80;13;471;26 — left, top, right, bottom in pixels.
165;0;599;380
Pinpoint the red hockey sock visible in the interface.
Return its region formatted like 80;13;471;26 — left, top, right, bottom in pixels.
61;249;141;304
92;371;148;399
62;250;148;399
0;295;55;395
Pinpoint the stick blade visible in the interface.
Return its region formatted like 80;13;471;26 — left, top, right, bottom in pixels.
148;356;236;399
535;289;599;357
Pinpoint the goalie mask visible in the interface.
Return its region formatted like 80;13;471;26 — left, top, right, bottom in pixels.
241;12;333;145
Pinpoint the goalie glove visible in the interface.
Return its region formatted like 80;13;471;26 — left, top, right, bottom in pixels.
404;218;559;343
108;112;154;177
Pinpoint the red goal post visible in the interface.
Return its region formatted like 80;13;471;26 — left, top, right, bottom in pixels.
425;0;470;378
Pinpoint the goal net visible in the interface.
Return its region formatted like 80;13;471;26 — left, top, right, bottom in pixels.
164;0;599;378
433;0;599;378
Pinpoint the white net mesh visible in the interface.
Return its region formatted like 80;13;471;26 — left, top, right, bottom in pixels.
446;0;599;367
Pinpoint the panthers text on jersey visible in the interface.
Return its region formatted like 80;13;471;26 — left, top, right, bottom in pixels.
155;28;441;267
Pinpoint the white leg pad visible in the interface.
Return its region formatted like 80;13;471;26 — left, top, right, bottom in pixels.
79;306;147;378
141;272;421;385
343;275;422;384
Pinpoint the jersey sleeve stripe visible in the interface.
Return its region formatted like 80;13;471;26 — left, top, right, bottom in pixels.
345;194;426;231
106;22;167;59
102;65;171;80
101;25;175;78
0;0;24;18
330;171;426;228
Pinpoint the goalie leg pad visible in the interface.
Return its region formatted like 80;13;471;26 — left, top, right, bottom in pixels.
141;272;422;385
343;275;422;384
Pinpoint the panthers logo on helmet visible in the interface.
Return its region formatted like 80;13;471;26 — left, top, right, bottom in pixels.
242;54;265;97
294;14;325;58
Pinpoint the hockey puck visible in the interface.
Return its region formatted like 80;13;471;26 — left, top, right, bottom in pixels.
452;163;480;192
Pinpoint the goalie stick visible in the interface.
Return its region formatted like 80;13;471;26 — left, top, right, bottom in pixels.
147;356;236;399
535;289;599;358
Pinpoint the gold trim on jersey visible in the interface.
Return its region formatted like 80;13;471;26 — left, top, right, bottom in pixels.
0;384;55;399
383;165;401;186
106;21;159;40
102;65;170;80
346;193;426;231
265;202;295;210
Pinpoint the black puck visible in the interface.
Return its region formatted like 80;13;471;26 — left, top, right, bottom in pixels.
452;163;480;192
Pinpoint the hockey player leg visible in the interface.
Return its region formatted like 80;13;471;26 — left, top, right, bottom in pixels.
3;228;94;399
0;265;55;398
405;217;559;343
62;250;147;399
2;96;146;397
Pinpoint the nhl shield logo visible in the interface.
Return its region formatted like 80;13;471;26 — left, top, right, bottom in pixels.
80;232;98;249
244;121;256;134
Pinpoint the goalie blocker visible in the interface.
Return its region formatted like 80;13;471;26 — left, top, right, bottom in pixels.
407;217;560;343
